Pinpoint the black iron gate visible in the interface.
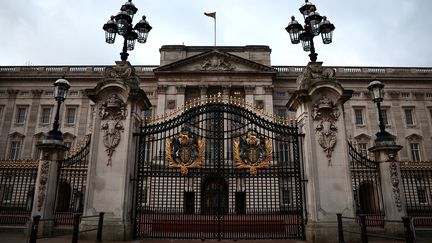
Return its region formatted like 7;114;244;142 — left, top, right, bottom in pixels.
55;134;91;226
348;142;384;227
134;97;306;240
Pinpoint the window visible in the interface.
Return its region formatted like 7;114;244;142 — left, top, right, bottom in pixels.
34;145;41;160
69;91;79;96
404;109;414;125
20;91;30;96
352;92;361;97
410;143;421;162
277;109;287;118
15;107;27;124
66;107;77;124
64;142;72;148
381;109;389;125
9;141;21;160
417;188;427;204
354;109;364;125
358;143;368;156
281;188;291;205
40;107;52;124
401;92;410;98
1;185;13;202
45;91;53;96
276;91;286;97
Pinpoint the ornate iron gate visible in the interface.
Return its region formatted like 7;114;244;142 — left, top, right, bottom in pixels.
348;142;384;227
134;96;305;240
55;134;91;226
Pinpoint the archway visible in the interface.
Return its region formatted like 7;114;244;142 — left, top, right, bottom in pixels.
201;177;228;214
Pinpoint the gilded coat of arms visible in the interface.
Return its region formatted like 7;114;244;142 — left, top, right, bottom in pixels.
167;127;204;175
233;130;272;175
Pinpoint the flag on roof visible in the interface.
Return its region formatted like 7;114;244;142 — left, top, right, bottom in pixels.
204;12;216;18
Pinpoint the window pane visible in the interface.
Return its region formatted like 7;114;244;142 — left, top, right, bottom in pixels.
381;110;388;125
66;107;76;124
358;143;368;156
410;143;421;162
9;141;21;160
354;109;363;125
405;109;414;125
16;107;27;123
40;107;51;124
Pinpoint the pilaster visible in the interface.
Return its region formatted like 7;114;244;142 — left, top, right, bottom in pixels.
83;61;151;241
29;139;68;237
156;85;167;116
287;62;354;242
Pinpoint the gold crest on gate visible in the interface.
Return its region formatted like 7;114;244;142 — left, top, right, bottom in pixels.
167;127;204;175
233;130;272;175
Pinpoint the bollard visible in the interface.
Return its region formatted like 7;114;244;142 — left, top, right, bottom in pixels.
337;213;345;243
402;217;416;243
359;215;368;243
71;213;82;243
96;212;105;242
29;215;41;243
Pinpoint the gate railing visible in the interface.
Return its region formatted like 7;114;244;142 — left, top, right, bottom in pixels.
400;162;432;227
55;134;91;226
348;142;385;227
134;97;306;240
0;159;38;226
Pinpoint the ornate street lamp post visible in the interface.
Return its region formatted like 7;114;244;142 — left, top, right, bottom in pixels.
103;0;152;61
47;77;70;140
368;80;394;144
285;0;335;62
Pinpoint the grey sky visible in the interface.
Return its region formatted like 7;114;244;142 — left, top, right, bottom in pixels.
0;0;431;67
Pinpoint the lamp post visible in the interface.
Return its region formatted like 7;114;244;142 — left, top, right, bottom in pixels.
103;0;152;61
285;0;335;62
47;77;70;141
368;80;395;145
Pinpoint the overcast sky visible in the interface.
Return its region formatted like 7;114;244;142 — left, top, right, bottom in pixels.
0;0;431;67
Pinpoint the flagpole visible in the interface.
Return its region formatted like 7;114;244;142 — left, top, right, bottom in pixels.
214;16;216;46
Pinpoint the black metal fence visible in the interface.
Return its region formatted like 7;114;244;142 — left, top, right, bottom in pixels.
348;142;385;228
55;135;91;226
134;97;306;240
337;213;416;243
400;163;432;227
0;160;38;226
29;212;104;243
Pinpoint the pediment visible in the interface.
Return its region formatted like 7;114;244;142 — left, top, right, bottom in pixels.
154;50;276;73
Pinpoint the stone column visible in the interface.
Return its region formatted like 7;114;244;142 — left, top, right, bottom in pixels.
83;61;151;241
245;85;255;104
176;85;186;108
23;90;44;157
263;86;274;114
156;85;167;116
369;140;406;235
200;86;208;98
29;139;67;237
0;89;19;159
287;62;354;242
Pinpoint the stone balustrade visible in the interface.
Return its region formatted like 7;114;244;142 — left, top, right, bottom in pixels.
1;65;431;75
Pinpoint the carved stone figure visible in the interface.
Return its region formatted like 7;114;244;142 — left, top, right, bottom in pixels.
201;56;235;71
312;96;340;165
36;160;50;211
390;160;403;211
99;94;127;166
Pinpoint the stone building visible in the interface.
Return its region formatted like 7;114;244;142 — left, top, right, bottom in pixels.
0;45;431;242
0;45;431;163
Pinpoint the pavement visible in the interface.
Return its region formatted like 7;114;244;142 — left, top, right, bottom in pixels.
1;231;432;243
0;232;306;243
